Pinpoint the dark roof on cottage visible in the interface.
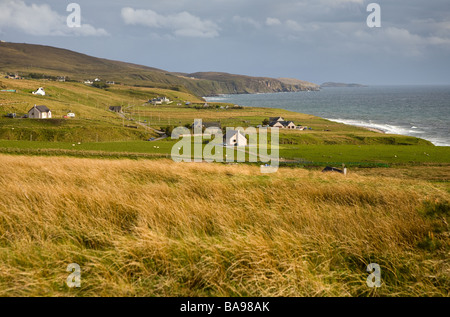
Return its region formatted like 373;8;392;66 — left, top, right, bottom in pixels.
29;105;50;113
269;117;284;122
269;120;295;127
223;129;242;141
203;122;221;129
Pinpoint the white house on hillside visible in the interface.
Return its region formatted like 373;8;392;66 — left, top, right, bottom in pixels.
268;116;297;129
270;120;296;129
32;87;45;96
224;130;247;146
28;105;52;119
149;96;171;105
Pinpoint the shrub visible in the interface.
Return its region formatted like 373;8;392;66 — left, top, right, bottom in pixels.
92;82;109;89
420;200;450;218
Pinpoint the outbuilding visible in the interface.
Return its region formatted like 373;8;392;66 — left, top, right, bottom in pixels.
28;105;52;119
109;106;122;113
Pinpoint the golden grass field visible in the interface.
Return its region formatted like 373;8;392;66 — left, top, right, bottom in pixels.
0;154;448;297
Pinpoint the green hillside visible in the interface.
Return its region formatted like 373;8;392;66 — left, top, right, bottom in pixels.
0;42;318;97
0;77;205;142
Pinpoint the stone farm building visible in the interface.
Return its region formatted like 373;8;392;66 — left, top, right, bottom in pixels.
109;106;122;113
28;105;51;119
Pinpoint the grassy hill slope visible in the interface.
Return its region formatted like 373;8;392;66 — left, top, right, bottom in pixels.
0;75;437;157
0;77;205;142
0;42;318;96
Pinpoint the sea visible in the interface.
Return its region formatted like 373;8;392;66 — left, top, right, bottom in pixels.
204;85;450;147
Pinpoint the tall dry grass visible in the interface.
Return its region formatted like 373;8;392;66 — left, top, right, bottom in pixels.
0;154;448;296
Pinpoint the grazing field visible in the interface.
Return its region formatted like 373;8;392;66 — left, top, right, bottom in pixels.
0;140;448;167
0;140;175;154
279;144;450;165
0;154;448;296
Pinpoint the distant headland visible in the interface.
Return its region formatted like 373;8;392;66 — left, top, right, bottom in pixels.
320;82;368;88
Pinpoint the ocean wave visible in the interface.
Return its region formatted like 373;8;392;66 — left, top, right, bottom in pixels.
326;118;449;146
204;95;230;101
204;97;226;101
326;118;409;134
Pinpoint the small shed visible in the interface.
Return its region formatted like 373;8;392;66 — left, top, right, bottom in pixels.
109;106;122;113
322;166;347;175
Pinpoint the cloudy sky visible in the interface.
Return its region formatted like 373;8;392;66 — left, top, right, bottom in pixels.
0;0;449;85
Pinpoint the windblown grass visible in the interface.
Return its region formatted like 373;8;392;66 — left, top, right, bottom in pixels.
0;154;448;296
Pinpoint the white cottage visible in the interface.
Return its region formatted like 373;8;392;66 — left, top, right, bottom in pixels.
28;105;52;119
283;121;297;129
270;121;285;128
269;120;297;129
32;87;45;96
224;130;247;147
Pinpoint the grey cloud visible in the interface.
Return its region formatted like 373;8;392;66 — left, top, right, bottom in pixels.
1;0;449;84
0;0;108;36
232;16;261;28
121;7;220;38
266;17;282;26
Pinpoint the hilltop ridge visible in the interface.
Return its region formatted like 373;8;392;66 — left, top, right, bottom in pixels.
0;42;318;97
